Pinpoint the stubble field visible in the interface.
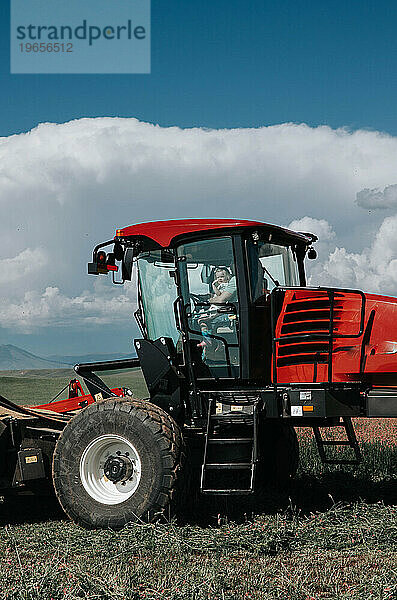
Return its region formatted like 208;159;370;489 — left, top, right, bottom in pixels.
0;369;395;600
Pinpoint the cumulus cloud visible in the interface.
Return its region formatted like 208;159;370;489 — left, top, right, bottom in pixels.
0;248;47;284
288;216;336;242
288;216;338;285
1;279;137;334
288;216;336;262
293;215;397;295
356;184;397;209
1;117;397;345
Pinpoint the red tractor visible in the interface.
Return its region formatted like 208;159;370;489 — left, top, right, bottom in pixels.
0;219;396;528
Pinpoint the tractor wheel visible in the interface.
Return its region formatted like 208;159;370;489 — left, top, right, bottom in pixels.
256;421;299;490
52;398;184;529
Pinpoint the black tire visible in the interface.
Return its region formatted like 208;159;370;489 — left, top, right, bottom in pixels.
256;421;299;490
52;398;184;529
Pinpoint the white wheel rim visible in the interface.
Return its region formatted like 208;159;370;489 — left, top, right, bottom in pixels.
79;434;142;505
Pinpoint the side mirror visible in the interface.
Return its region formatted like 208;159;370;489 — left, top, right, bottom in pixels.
113;242;124;262
88;240;136;281
122;247;134;281
88;250;118;275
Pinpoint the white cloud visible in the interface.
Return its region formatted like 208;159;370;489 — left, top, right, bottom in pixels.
293;215;397;295
288;216;336;243
0;248;47;284
356;184;397;209
0;117;397;338
288;216;336;262
288;216;338;285
1;282;137;334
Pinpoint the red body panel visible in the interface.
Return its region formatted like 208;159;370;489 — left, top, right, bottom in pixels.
32;387;124;414
115;218;310;248
359;294;397;383
274;289;397;385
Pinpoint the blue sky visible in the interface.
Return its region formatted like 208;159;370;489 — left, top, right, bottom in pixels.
1;1;397;137
1;1;397;358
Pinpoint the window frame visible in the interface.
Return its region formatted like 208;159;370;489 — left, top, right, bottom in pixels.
176;235;242;380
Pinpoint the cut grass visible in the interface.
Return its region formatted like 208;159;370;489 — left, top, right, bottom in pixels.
0;370;395;599
0;503;395;600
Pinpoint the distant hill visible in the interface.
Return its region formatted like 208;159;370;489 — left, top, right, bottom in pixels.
0;345;135;371
0;345;70;370
46;352;133;366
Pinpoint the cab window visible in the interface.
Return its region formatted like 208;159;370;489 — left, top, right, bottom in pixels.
248;241;299;302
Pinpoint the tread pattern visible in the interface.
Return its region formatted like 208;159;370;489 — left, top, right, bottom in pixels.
118;398;185;515
52;398;184;528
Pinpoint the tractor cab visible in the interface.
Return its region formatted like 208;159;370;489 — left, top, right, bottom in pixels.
88;219;316;419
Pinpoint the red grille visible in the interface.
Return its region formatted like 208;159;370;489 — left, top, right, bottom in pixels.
275;290;359;368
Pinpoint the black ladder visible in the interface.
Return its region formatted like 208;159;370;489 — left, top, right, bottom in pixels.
313;417;362;465
200;398;258;494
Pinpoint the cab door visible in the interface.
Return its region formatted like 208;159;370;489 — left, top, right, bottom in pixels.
177;236;240;380
245;238;301;382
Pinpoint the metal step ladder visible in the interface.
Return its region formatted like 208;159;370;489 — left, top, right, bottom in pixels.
200;398;258;494
313;417;362;465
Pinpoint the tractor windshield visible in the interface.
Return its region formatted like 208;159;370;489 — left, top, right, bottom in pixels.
138;251;179;345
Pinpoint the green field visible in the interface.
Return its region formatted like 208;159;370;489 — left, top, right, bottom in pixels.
0;368;148;406
0;370;396;600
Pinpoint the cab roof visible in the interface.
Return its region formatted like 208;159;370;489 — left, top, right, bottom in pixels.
115;218;316;248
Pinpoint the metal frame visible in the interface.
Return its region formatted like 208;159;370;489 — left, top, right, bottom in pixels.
200;396;259;494
74;358;140;400
313;417;362;465
270;286;366;386
175;235;242;379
